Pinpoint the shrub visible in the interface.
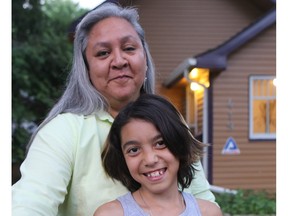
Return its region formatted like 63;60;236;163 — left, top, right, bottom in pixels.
215;189;276;215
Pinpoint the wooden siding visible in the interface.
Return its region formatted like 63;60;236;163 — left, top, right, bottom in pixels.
212;25;276;193
121;0;263;110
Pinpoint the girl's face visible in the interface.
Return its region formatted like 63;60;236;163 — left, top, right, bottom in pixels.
121;119;180;194
85;17;147;114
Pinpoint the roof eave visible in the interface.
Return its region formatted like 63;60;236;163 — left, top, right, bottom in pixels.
163;58;197;88
164;7;276;88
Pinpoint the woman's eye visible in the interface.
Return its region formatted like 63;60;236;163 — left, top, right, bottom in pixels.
96;50;109;57
124;46;136;52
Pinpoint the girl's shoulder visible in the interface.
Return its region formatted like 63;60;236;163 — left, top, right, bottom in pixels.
93;200;123;216
196;198;223;216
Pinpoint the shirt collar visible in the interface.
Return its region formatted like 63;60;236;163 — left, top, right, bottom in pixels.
95;110;114;124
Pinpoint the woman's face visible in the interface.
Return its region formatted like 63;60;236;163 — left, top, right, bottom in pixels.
85;17;147;112
121;119;180;194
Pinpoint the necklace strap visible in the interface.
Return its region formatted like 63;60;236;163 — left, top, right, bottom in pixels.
138;190;185;216
139;189;153;216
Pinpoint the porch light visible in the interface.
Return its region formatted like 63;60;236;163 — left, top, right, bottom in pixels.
273;78;276;86
190;82;203;91
186;68;210;91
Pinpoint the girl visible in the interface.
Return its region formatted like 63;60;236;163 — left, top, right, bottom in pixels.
94;94;222;216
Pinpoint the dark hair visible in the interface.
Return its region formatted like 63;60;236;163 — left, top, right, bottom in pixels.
102;94;205;192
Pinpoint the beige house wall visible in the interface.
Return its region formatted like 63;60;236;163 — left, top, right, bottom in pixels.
212;25;276;193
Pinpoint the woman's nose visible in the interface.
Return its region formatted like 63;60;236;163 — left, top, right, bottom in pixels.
111;50;128;69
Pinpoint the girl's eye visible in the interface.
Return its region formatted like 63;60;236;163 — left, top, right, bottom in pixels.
127;147;140;155
155;140;166;149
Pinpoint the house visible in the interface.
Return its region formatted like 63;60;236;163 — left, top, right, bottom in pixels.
119;0;276;194
73;0;276;194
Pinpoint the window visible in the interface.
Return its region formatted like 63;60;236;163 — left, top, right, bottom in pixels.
249;76;276;140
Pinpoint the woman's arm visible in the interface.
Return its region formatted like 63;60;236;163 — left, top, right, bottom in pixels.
185;161;218;204
12;114;77;216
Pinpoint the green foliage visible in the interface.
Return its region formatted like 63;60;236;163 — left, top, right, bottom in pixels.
12;0;88;163
215;189;276;215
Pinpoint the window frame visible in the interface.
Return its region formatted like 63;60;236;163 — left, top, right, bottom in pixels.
249;75;276;140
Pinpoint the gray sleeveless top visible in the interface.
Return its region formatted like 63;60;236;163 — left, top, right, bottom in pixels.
117;192;202;216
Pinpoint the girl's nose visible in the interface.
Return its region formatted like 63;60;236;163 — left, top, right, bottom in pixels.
143;150;159;167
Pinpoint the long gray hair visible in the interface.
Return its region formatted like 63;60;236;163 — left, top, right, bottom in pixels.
26;3;155;150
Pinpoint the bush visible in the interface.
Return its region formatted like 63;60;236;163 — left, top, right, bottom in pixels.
215;189;276;215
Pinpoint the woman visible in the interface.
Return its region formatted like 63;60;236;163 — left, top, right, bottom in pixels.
12;3;216;216
94;94;222;216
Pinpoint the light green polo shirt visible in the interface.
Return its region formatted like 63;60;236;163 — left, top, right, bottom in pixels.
12;112;215;216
